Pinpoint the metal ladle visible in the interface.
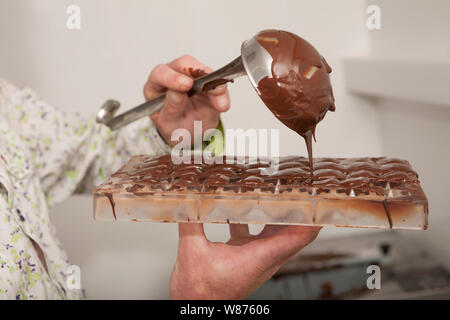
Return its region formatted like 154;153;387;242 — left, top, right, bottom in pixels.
96;35;273;130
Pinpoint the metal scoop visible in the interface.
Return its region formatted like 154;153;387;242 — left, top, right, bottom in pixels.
96;35;273;130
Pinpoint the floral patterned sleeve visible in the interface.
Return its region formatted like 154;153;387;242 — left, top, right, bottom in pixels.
0;78;173;299
0;79;171;207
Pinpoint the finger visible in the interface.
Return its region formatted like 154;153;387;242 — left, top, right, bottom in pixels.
169;55;231;112
207;84;228;96
145;64;193;99
229;223;250;239
257;224;287;238
253;225;297;242
208;88;230;112
178;222;208;249
191;85;230;113
250;225;321;266
259;225;321;244
169;55;231;113
169;55;213;75
159;90;189;120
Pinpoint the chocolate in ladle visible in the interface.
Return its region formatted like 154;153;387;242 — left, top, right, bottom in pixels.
255;29;335;179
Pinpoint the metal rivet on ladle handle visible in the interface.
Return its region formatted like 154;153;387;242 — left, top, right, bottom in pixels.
96;36;273;130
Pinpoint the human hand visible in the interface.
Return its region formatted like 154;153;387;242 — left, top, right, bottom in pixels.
143;55;230;147
170;223;320;300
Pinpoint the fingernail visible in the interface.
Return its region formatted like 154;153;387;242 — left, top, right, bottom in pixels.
167;91;185;106
216;95;229;109
177;75;192;88
210;84;226;94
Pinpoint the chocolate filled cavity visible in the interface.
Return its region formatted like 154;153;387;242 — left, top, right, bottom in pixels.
93;155;428;230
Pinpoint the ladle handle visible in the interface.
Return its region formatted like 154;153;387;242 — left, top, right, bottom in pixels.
188;56;245;96
97;56;245;131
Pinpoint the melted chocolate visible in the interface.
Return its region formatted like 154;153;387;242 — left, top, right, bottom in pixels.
255;30;335;178
202;78;234;92
186;68;207;78
102;155;423;200
185;67;233;92
104;193;117;220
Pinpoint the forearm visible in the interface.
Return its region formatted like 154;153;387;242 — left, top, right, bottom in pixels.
0;79;170;205
73;116;171;195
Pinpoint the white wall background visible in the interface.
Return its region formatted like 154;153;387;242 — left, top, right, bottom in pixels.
363;0;450;273
0;0;448;299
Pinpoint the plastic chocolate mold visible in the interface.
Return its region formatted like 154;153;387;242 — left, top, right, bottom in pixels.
93;155;428;230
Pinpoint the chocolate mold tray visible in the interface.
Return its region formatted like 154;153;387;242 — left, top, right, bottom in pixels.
93;155;428;230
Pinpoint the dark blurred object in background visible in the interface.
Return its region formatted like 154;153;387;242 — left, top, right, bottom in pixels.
250;231;450;300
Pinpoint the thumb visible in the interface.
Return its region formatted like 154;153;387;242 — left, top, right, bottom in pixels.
178;222;208;250
249;225;321;268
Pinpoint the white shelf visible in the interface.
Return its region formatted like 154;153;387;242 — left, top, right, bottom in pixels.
343;57;450;106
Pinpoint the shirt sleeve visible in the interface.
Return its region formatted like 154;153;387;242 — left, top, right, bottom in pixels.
0;187;16;300
0;79;171;207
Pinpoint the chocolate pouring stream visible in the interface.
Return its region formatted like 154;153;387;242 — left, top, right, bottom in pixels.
255;29;335;179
